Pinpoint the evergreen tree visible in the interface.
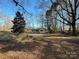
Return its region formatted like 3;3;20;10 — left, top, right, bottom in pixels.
11;11;25;34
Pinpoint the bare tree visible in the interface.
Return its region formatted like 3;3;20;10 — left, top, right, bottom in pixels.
36;0;79;35
49;0;79;35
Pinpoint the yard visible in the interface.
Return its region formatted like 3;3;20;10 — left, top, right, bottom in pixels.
0;31;79;59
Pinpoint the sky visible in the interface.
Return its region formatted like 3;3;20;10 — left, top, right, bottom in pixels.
0;0;47;28
0;0;39;16
1;0;78;29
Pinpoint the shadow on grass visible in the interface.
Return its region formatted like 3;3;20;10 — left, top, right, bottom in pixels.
0;40;42;53
0;31;43;53
0;31;79;59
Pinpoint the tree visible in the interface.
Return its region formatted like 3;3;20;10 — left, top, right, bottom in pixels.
36;0;59;33
49;0;79;35
46;4;58;33
11;11;25;34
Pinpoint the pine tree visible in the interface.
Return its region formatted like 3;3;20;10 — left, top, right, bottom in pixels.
11;11;25;34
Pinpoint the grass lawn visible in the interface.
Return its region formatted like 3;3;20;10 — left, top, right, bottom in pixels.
0;31;79;59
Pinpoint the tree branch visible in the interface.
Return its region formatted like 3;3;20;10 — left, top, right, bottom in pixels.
76;17;79;20
55;17;69;25
50;0;53;3
68;0;73;13
75;0;79;9
13;0;32;16
59;0;72;17
56;10;71;24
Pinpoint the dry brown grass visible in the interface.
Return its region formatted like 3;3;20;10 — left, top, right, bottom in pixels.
0;31;79;59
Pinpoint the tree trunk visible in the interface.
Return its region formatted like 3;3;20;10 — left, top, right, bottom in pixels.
72;22;76;36
68;25;71;33
62;19;64;32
